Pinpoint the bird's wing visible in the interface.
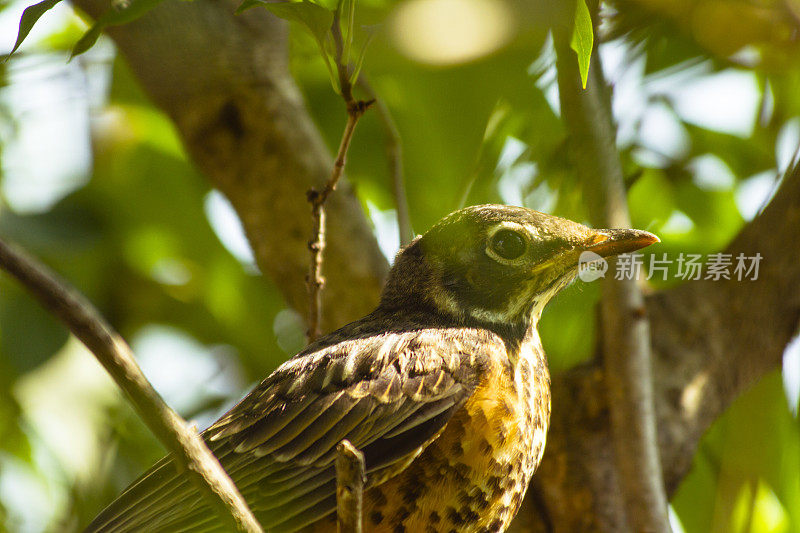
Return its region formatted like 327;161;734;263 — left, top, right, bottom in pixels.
86;326;494;533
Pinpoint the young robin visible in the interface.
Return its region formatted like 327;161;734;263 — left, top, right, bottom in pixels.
87;204;657;532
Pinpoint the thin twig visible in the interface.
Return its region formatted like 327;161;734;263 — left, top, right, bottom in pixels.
357;76;413;246
0;239;262;533
305;12;374;342
554;29;671;533
336;440;365;533
306;100;371;341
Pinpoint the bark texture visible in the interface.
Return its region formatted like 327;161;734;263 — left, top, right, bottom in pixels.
67;0;800;530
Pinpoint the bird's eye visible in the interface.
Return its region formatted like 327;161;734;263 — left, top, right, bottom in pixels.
489;229;527;260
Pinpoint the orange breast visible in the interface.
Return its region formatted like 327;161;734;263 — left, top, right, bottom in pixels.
304;346;550;533
370;362;545;532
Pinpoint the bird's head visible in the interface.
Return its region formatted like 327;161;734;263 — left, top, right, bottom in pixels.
380;204;658;329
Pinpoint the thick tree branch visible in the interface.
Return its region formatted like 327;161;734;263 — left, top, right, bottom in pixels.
71;0;389;334
554;34;670;533
515;154;800;533
0;239;262;533
652;158;800;489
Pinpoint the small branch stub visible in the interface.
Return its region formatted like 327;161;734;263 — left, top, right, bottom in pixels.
336;440;365;533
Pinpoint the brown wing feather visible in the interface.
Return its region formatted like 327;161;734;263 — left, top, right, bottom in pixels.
85;323;491;533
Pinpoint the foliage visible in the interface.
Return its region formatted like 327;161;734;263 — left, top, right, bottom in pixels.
70;0;168;58
6;0;61;58
570;0;592;88
0;0;798;531
5;0;167;60
235;0;372;95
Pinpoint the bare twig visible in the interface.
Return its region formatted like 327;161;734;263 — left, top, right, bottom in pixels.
357;76;413;246
306;100;372;341
0;239;262;533
336;440;365;533
554;30;670;533
305;12;374;342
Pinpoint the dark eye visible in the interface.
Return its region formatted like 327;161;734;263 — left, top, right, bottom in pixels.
490;229;526;260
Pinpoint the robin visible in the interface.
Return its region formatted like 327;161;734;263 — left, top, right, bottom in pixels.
87;204;658;532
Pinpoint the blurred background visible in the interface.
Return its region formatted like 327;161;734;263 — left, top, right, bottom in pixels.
0;0;799;531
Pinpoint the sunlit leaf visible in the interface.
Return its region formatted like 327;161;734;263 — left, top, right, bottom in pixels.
348;28;375;86
570;0;592;89
237;0;332;44
0;394;32;462
238;0;337;90
730;480;790;533
314;0;338;10
4;0;800;527
674;372;800;531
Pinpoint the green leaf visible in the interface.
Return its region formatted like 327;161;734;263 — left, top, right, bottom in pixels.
238;0;333;44
237;0;337;91
569;0;593;89
313;0;338;9
70;0;167;58
6;0;62;60
348;27;375;86
674;371;800;532
0;395;32;462
71;25;103;57
341;0;355;67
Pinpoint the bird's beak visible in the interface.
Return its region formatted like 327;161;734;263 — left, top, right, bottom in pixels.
582;228;660;258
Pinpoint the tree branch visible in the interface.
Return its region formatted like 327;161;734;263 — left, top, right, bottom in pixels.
554;33;669;533
336;440;365;533
70;0;389;334
515;149;800;533
0;238;262;532
652;156;800;490
357;76;414;246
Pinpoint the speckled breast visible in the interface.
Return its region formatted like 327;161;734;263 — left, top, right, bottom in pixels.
359;338;552;533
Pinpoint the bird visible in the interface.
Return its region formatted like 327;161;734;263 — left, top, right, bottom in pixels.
86;204;658;533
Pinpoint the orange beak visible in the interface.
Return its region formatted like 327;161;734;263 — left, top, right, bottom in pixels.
582;228;660;258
